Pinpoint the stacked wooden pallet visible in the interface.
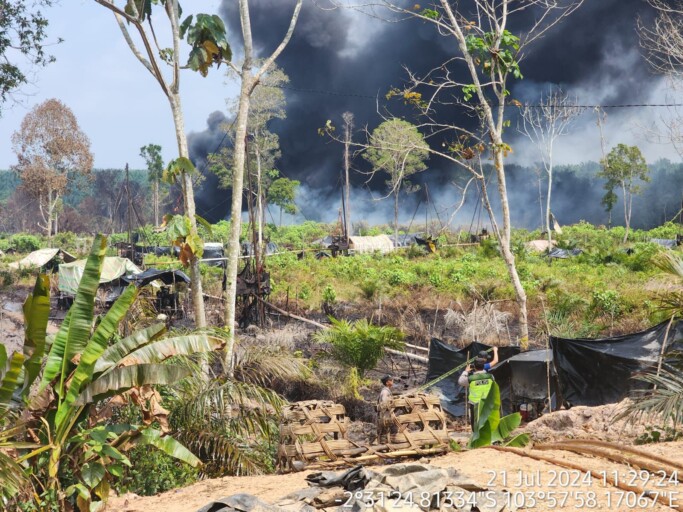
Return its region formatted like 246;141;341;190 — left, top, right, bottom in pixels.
277;394;450;472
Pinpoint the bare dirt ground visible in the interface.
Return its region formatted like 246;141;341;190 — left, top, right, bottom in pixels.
108;440;683;512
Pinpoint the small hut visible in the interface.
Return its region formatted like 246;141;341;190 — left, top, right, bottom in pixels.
348;235;394;254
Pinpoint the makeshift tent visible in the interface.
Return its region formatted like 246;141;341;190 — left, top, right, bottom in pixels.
241;241;279;256
426;338;520;417
550;320;683;407
122;268;190;287
650;238;680;248
201;242;225;267
9;248;76;270
349;235;394;254
58;257;142;295
526;240;556;252
505;349;558;402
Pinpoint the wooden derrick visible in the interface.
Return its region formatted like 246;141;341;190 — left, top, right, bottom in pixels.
277;394;450;472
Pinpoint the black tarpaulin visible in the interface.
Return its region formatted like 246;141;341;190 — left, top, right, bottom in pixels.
426;339;519;417
550;320;683;407
123;268;190;287
505;349;557;401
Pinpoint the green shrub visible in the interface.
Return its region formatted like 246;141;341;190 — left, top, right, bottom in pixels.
322;284;337;304
112;446;199;496
359;279;379;300
314;317;405;378
9;234;41;252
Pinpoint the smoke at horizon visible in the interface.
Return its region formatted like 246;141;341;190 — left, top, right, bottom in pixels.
187;0;682;229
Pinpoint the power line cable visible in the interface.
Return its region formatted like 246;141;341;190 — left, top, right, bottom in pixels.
265;84;683;109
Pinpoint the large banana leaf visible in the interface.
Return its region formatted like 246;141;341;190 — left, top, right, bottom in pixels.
62;235;106;372
468;381;501;449
57;286;139;428
116;334;223;366
22;274;50;396
74;364;192;405
137;428;200;467
39;308;71;391
42;235;107;394
94;323;166;375
491;412;522;444
0;352;25;404
0;345;5;371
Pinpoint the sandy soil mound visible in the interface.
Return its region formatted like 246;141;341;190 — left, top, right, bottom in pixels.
524;401;646;443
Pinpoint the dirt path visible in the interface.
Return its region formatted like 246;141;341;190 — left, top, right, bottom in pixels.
108;441;683;512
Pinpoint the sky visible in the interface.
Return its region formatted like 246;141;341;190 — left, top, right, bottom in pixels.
1;0;682;226
0;0;237;170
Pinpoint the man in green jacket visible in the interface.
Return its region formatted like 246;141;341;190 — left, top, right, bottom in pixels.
458;346;498;430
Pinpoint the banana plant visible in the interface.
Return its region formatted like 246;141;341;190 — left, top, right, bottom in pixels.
11;234;223;510
468;381;530;448
0;273;50;405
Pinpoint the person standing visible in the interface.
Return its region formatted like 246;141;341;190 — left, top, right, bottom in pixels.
376;375;395;444
458;346;498;430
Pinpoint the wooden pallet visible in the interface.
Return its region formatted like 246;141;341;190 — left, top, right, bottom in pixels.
277;394;450;472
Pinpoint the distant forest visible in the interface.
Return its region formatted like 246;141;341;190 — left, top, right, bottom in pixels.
0;160;681;234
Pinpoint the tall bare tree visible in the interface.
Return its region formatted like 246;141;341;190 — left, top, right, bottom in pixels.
639;1;683;161
222;0;303;372
520;89;583;247
92;0;233;328
340;0;584;347
342;111;354;240
11;99;93;240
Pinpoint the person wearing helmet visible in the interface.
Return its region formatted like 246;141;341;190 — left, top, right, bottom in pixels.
458;346;499;430
376;375;396;444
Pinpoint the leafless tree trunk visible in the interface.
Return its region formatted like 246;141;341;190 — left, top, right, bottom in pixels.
94;0;206;327
343;112;354;240
341;0;584;348
520;89;583;248
223;0;303;373
153;180;159;226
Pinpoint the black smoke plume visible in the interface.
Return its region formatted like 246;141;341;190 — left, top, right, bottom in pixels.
190;0;669;229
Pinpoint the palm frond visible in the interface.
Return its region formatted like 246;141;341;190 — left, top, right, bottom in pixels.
175;429;269;477
0;407;29;499
619;367;683;428
233;342;309;387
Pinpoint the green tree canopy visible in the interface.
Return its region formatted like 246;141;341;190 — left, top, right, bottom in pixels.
0;0;59;116
363;118;429;242
599;143;650;242
268;177;300;225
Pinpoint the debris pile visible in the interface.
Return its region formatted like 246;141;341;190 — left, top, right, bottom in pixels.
196;464;510;512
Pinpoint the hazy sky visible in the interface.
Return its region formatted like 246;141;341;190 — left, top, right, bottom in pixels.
1;0;681;177
0;0;237;170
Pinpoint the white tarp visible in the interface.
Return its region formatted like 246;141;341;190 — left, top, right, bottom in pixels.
9;248;76;269
58;257;142;295
349;235;395;254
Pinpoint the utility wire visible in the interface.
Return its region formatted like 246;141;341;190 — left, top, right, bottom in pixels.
264;84;683;109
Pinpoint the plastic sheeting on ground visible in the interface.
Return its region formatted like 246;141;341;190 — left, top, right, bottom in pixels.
550;320;683;407
426;338;520;417
58;257;142;295
548;248;583;259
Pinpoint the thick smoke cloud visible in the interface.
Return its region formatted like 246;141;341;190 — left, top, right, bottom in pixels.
190;0;677;229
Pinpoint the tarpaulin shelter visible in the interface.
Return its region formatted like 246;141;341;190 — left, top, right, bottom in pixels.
550;320;683;407
121;268;190;287
349;235;394;254
58;257;142;296
505;349;558;403
201;242;225;267
426;338;520;417
9;248;76;270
